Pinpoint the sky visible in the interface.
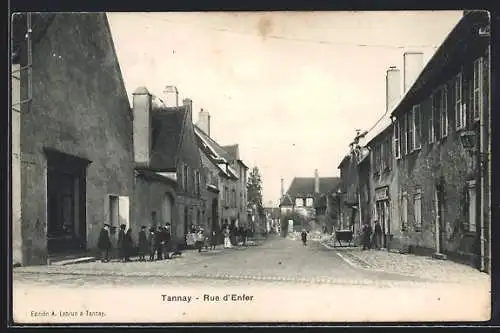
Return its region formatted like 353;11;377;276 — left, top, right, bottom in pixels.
107;11;463;207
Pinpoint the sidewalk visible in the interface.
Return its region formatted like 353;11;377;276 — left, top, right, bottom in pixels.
334;247;489;284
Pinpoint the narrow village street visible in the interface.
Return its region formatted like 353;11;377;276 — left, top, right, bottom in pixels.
13;236;489;323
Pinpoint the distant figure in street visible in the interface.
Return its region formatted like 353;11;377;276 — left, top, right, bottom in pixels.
124;228;134;262
148;227;156;261
241;227;247;246
210;229;217;250
362;223;372;250
301;229;308;246
223;227;232;249
118;224;127;262
155;226;163;260
97;223;112;262
138;226;148;262
195;228;205;252
373;221;382;250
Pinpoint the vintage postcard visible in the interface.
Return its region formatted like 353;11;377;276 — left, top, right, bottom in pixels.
10;10;491;324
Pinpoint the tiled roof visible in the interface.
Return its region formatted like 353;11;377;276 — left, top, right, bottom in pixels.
279;194;294;207
11;13;57;62
285;177;341;198
148;106;187;171
221;144;239;160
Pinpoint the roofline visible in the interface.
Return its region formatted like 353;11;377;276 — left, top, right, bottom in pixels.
390;11;489;119
365;122;393;147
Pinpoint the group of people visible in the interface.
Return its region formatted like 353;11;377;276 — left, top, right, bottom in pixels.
361;220;383;250
221;224;251;249
97;223;175;263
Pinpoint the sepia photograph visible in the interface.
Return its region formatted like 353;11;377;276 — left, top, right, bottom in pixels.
10;10;491;324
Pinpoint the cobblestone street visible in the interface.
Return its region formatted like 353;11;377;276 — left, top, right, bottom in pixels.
13;236;491;323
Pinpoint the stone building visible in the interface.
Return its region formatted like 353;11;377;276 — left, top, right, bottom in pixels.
389;11;490;271
11;13;134;265
132;86;207;246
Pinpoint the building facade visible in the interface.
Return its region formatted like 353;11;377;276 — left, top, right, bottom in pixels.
390;11;490;271
12;13;135;265
131;87;207;246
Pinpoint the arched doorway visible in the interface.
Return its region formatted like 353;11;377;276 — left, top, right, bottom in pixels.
162;192;174;225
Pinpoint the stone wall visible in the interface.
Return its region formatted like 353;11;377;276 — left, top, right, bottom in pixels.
18;13;134;265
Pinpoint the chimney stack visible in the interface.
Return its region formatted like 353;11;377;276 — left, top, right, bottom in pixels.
132;86;152;166
314;169;320;193
163;85;179;106
386;66;401;112
403;52;424;93
196;108;211;136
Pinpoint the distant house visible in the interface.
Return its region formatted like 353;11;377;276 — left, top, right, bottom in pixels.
279;170;341;226
131;86;206;246
11;13;135;266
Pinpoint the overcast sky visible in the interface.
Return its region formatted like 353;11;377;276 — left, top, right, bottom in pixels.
107;11;463;206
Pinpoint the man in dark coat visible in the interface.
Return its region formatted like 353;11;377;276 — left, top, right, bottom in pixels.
117;224;127;262
373;221;383;249
97;223;112;262
124;228;134;262
163;224;172;259
155;226;163;260
148;227;156;261
138;226;148;262
301;229;308;246
362;223;372;250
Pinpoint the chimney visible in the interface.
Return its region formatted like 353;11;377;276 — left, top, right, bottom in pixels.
280;178;284;198
314;169;320;193
386;66;401;112
403;52;424;93
163;85;179;106
196;108;211;136
132;86;152;166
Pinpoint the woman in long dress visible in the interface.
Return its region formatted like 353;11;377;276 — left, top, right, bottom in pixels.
223;227;232;248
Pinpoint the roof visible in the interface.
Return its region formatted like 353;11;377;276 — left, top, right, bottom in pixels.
285;177;341;199
148;106;188;171
337;155;351;169
363;112;393;147
279;194;294;207
391;11;489;118
195;125;237;179
135;168;177;187
222;144;239;160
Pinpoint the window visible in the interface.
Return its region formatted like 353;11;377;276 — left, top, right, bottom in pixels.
473;58;483;121
440;86;448;138
401;113;408;155
408;110;414;152
380;142;385;171
295;198;304;207
455;72;465;130
465;180;477;232
429;95;435;143
394;119;401;159
414;189;422;231
412;105;422;150
306;198;314;207
401;192;408;231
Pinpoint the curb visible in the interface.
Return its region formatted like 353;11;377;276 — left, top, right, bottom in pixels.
49;257;97;266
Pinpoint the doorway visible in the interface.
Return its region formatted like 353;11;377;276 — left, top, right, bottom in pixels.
45;150;88;255
162;192;174;225
376;200;390;248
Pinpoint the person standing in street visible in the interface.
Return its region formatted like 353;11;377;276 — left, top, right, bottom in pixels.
163;224;172;259
373;220;382;250
124;228;134;262
155;226;163;260
138;226;148;262
148;227;156;261
97;223;112;262
362;222;372;250
223;226;232;249
210;229;217;250
117;224;127;262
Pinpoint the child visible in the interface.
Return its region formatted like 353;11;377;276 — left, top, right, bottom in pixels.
138;226;148;262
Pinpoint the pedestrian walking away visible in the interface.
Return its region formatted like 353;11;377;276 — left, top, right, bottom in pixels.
97;223;112;262
138;226;148;261
117;224;127;262
210;229;217;250
124;228;134;262
301;229;308;246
